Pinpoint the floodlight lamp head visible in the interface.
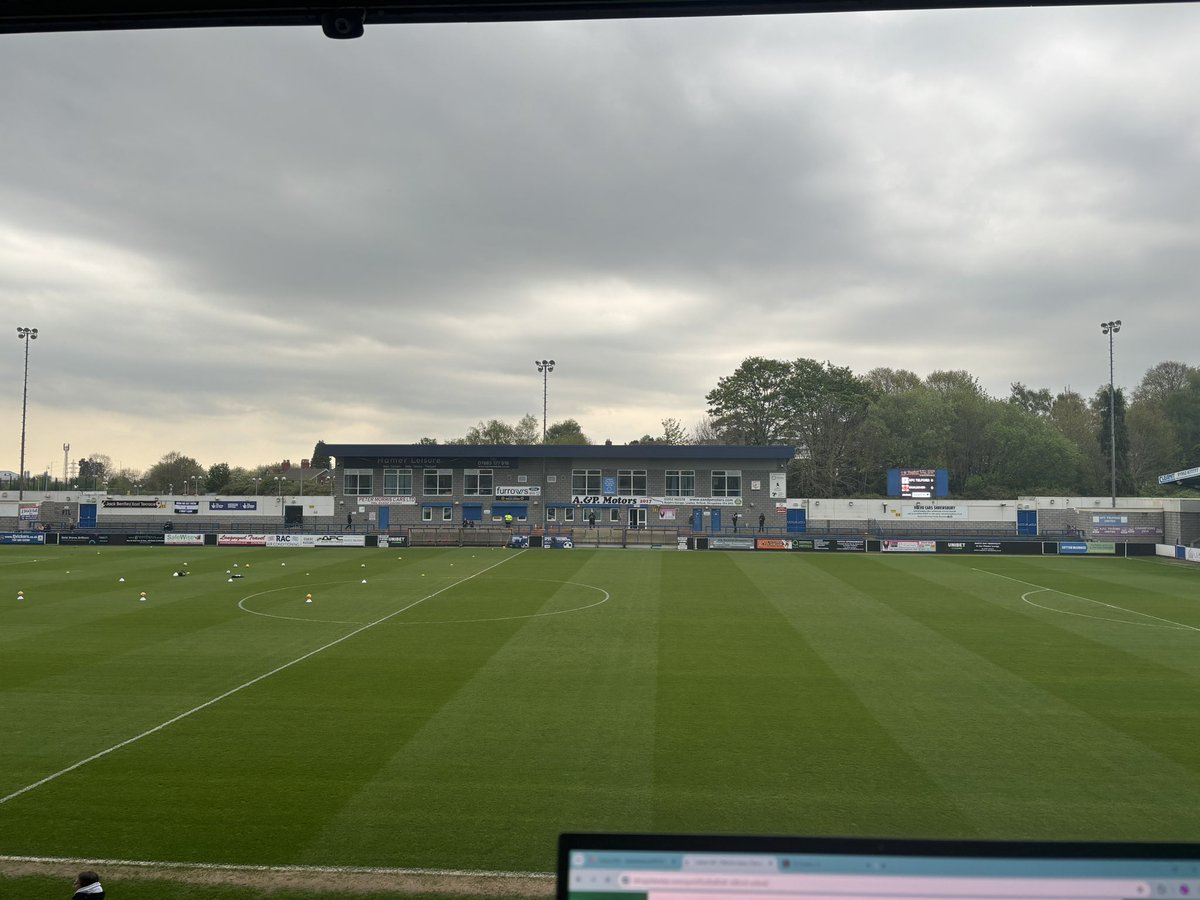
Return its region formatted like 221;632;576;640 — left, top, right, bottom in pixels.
1113;320;1122;332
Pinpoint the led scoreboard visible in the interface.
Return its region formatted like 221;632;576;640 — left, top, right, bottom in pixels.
887;467;949;498
900;468;936;498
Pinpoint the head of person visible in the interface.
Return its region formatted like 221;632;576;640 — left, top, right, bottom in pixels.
75;871;100;889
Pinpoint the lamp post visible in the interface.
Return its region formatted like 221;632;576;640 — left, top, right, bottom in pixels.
252;476;262;496
274;475;283;496
1100;319;1122;509
535;359;555;442
15;327;38;500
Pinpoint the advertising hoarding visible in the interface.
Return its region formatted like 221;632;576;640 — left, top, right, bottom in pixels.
125;534;166;545
314;534;366;547
899;503;968;521
882;539;938;553
217;534;268;546
57;533;110;545
164;533;205;546
0;532;46;544
709;536;756;550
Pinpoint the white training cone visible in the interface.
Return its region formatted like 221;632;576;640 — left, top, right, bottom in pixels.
119;577;125;583
17;591;24;600
227;578;233;583
361;579;367;584
139;592;147;602
305;593;313;604
281;562;286;566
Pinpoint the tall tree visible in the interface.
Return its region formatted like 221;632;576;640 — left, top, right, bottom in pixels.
513;414;541;445
206;462;232;493
865;367;923;395
1049;389;1106;494
1163;369;1200;461
660;417;689;444
1009;382;1053;417
545;419;590;444
310;440;331;469
1126;403;1180;491
691;416;723;444
788;359;878;497
144;452;205;493
1132;361;1197;405
463;419;519;444
705;357;795;445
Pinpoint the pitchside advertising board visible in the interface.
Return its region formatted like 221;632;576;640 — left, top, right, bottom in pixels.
1;532;46;544
939;540;1042;554
55;533;204;546
756;538;867;552
1059;541;1117;555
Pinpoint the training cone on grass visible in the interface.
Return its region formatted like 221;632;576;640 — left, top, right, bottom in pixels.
139;592;147;602
118;577;125;583
17;590;24;600
305;593;313;604
361;579;367;584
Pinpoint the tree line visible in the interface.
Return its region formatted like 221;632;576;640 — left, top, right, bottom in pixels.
705;357;1200;498
21;359;1197;500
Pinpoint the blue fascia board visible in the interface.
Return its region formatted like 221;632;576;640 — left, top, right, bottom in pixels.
325;444;796;462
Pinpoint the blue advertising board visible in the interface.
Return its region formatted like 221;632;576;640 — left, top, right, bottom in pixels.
1;532;46;544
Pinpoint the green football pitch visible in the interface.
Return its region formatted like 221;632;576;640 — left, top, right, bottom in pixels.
2;546;1200;879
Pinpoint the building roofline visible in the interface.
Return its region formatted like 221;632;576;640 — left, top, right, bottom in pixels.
325;443;795;462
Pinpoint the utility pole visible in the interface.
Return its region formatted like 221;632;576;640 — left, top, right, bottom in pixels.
1100;319;1122;509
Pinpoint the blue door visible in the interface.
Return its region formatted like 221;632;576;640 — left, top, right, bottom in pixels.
463;504;482;523
79;503;97;528
1017;509;1038;536
378;506;390;530
711;509;722;532
692;508;703;531
786;508;806;533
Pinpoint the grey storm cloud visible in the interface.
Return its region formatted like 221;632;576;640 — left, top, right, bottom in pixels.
1;4;1198;471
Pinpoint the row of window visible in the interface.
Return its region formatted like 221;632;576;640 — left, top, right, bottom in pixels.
418;507;648;524
345;469;744;497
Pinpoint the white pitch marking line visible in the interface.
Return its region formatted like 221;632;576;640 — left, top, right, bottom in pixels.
0;853;553;880
973;567;1200;633
0;551;525;807
238;577;610;627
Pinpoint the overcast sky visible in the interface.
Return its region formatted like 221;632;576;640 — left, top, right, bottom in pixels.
2;3;1199;476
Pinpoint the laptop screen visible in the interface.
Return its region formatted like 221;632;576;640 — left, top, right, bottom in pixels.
558;834;1200;900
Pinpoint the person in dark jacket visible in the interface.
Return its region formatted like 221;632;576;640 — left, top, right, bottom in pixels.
72;870;105;899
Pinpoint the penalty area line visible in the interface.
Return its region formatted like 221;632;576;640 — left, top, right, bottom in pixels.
972;567;1200;633
0;551;526;807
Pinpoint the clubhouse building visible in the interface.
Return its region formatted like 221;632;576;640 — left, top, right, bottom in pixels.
324;443;796;532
